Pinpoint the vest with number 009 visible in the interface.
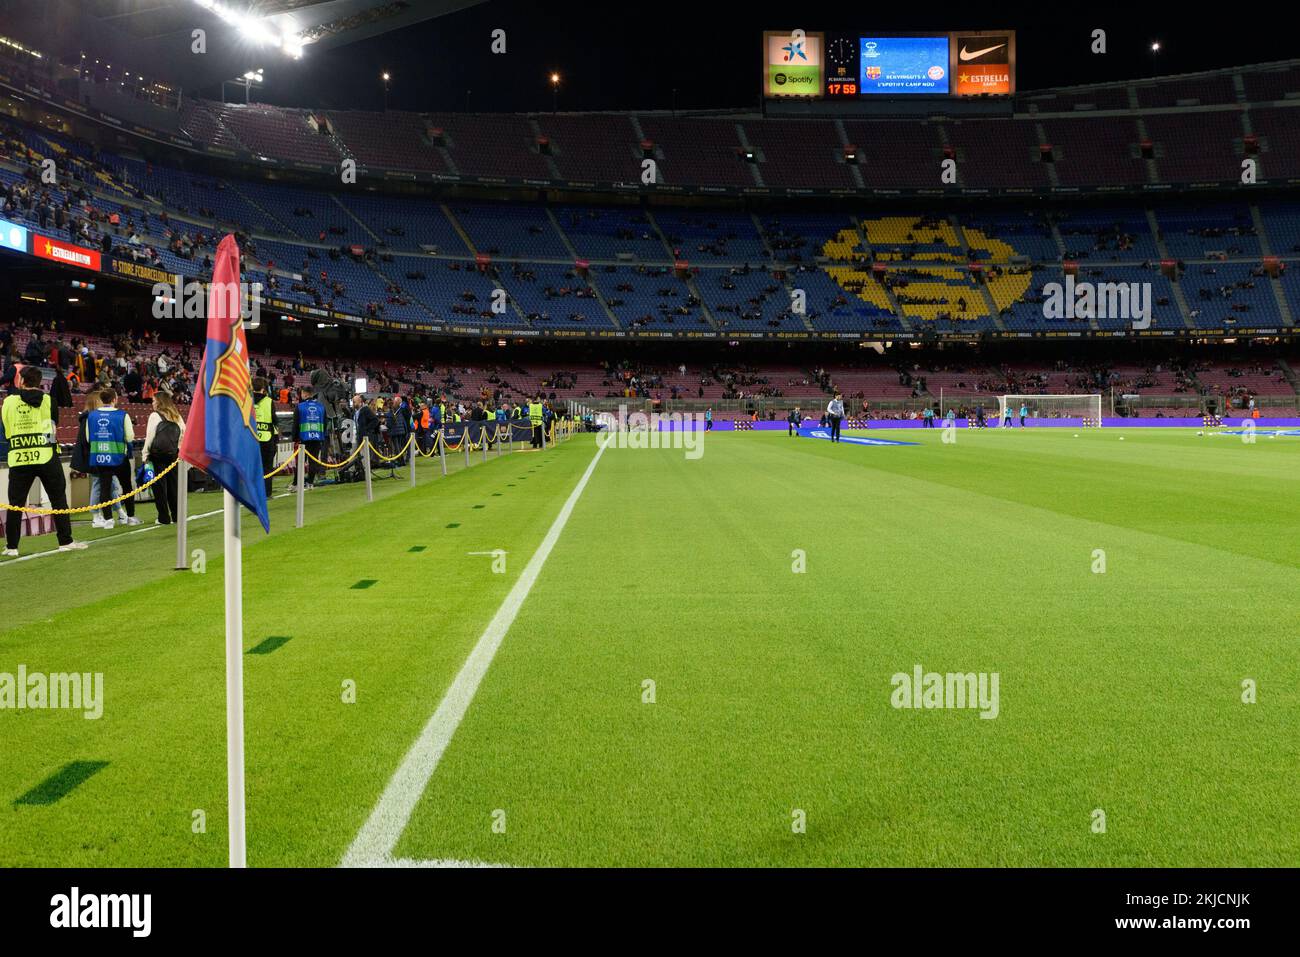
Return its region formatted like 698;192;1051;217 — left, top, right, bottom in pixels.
255;395;274;443
297;399;325;442
3;393;55;467
89;407;129;467
529;402;543;425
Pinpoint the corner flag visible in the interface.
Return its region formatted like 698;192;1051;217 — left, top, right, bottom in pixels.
178;233;263;868
180;233;269;531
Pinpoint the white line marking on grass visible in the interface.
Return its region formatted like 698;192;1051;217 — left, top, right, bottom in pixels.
341;440;607;868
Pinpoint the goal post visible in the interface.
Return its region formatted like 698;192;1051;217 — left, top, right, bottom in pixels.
997;394;1103;427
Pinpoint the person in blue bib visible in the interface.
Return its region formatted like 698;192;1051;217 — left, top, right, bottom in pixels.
1019;403;1029;427
87;387;140;529
293;387;326;488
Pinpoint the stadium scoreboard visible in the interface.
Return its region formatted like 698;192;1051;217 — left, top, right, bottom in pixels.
764;30;1015;99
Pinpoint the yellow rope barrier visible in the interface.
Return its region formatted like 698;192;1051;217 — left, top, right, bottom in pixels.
2;458;180;516
302;442;364;469
416;432;441;458
365;435;413;462
262;445;302;479
3;417;544;519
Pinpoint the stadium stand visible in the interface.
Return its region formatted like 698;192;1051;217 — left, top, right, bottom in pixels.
6;62;1300;340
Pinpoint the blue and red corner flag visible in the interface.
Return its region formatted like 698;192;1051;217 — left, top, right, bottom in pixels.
180;234;270;531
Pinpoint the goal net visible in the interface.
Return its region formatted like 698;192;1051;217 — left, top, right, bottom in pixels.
997;394;1103;427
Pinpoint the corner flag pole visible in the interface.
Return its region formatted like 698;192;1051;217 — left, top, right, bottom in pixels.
174;460;190;570
223;489;247;867
179;233;265;870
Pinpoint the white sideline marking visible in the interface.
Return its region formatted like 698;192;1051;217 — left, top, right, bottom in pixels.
341;440;607;868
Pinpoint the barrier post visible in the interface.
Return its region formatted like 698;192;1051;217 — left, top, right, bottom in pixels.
174;459;190;570
363;440;373;502
509;423;515;452
496;425;503;457
482;425;489;463
295;445;306;528
438;430;447;476
463;433;470;468
409;436;417;488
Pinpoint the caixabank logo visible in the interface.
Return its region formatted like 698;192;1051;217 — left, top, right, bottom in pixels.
764;30;823;97
821;217;1030;322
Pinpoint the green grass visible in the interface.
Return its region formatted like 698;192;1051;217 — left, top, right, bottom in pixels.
2;427;1297;866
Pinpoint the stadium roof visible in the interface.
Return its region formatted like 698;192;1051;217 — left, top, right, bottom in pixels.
0;0;485;90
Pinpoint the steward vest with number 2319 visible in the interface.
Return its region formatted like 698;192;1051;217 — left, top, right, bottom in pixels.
2;393;56;467
89;408;129;467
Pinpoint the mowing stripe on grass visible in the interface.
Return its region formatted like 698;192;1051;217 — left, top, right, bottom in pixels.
340;439;608;868
247;635;292;656
14;761;109;805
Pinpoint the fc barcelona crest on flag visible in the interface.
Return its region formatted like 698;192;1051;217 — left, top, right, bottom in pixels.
179;234;270;532
210;317;257;441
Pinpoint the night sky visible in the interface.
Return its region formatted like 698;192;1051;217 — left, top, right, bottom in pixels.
228;1;1294;114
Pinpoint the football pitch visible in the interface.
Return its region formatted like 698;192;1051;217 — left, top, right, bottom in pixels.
2;427;1297;867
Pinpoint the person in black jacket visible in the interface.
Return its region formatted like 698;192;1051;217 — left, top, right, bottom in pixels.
350;393;380;460
787;406;801;437
51;365;73;412
23;333;46;367
383;394;411;477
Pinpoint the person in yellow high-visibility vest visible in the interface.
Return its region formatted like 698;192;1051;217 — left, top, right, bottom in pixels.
3;367;86;555
252;377;276;496
528;395;544;449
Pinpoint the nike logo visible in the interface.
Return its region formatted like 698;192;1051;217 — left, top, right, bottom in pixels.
959;43;1006;61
